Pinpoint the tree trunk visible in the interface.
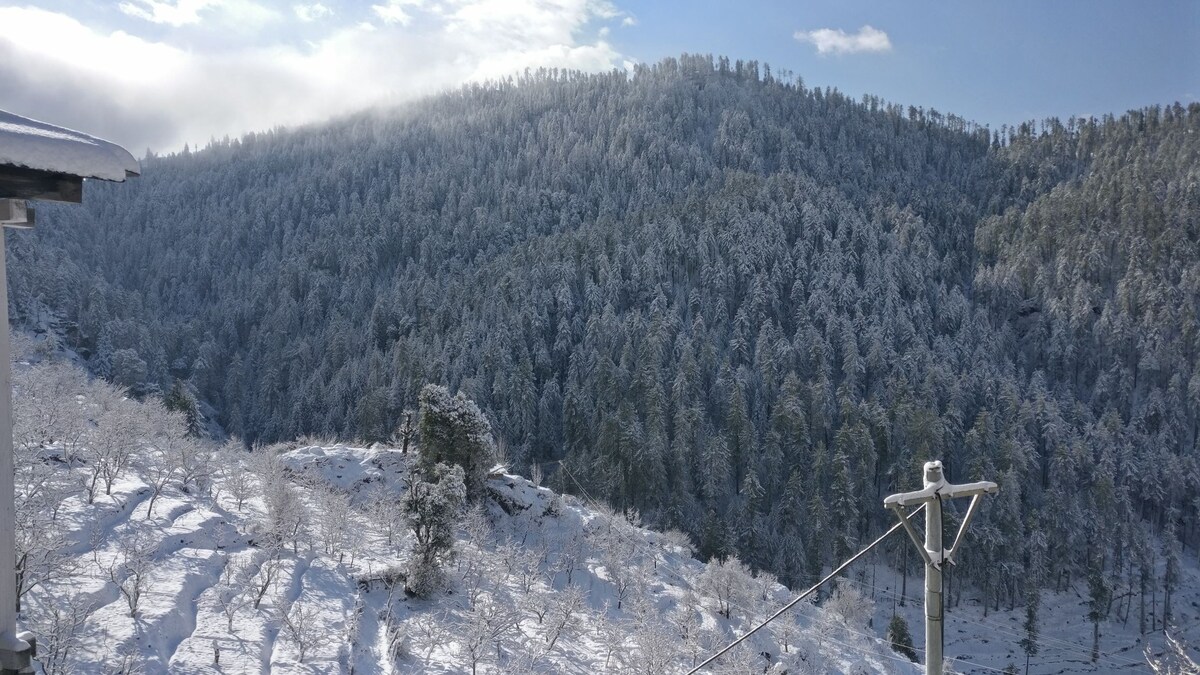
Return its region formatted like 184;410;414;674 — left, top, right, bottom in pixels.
1139;570;1146;634
983;575;989;618
1164;583;1172;630
1151;582;1158;633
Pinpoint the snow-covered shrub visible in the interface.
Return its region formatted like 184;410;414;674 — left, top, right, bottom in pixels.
886;614;918;661
826;578;872;628
699;555;754;620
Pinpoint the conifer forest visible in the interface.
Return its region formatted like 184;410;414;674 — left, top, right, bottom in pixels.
9;55;1199;645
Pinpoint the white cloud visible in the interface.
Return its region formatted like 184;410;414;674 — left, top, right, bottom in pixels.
118;0;278;28
372;0;422;26
794;25;891;56
0;2;627;153
293;3;333;22
118;0;219;26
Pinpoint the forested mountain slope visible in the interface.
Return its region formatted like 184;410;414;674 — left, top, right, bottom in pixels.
8;55;1199;645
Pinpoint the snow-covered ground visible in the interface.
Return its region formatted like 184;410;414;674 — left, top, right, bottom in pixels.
20;432;920;674
850;556;1200;674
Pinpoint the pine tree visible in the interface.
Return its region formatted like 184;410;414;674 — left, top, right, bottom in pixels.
403;462;466;597
163;379;202;436
417;385;494;502
1086;553;1111;662
887;614;918;662
1162;522;1180;629
1020;583;1040;674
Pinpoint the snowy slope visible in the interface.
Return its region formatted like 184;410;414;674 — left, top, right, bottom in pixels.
860;562;1200;675
19;429;917;673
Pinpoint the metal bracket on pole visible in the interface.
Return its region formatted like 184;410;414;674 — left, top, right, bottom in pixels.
0;200;34;229
945;493;986;565
887;503;932;567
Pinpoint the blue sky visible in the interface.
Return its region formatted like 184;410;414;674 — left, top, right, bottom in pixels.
623;1;1199;128
1;0;1195;152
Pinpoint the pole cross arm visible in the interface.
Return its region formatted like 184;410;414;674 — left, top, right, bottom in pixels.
883;482;943;508
938;480;999;500
882;462;999;569
884;479;997;508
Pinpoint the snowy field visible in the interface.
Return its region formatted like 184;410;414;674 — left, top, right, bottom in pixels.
857;561;1200;674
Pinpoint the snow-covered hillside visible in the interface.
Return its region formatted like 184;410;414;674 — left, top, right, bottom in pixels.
15;347;917;674
15;342;1198;674
27;441;927;674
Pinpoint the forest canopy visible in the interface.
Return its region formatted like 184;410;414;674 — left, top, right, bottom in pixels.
8;56;1198;625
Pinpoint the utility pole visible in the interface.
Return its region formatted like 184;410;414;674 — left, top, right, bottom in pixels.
884;461;997;675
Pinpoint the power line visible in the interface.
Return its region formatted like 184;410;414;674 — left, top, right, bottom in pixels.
559;460;911;669
807;629;928;673
561;461;822;629
816;628;1012;675
556;461;1006;673
686;505;925;674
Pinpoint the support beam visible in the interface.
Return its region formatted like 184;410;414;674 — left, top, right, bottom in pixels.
888;503;932;567
0;202;33;229
0;167;82;203
945;493;985;564
0;227;32;673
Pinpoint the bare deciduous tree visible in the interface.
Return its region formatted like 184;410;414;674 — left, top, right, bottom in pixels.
458;597;518;675
314;485;352;557
90;383;146;499
280;601;321;663
594;606;628;670
366;485;405;548
15;520;74;612
544;584;586;653
108;533;156;618
218;439;254;512
27;594;97;675
252;549;283;610
254;448;308;553
216;556;252;632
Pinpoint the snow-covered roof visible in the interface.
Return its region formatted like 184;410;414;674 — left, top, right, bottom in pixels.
0;110;139;182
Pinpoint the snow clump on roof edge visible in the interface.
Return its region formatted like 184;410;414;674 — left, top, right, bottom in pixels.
0;109;139;182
